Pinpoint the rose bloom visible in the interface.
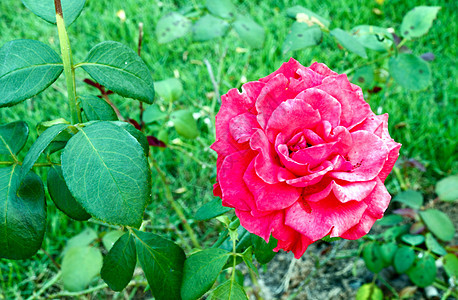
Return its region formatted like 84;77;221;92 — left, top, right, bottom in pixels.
211;58;401;258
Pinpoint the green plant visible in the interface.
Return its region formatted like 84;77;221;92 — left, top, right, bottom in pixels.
357;187;457;299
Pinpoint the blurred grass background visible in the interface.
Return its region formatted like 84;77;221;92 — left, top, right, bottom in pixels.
0;0;456;298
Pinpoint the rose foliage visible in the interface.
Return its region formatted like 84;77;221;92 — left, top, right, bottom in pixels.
211;59;401;258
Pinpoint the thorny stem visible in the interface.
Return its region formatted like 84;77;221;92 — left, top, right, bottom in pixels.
0;161;59;167
137;23;145;129
230;231;237;283
150;157;201;249
54;0;81;124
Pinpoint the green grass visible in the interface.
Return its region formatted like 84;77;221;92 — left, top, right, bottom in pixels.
0;0;456;298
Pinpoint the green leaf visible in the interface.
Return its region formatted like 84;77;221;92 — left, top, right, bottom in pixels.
401;6;441;39
436;175;458;202
233;16;265;49
443;253;458;278
21;0;86;26
61;246;103;292
330;28;367;58
181;248;230;300
394;247;415;273
195;198;232;221
80;95;118;121
81;41;155;104
251;234;278;264
375;214;403;226
382;224;409;241
424;233;446;256
143;105;168;124
0;39;63;107
285;6;330;28
21;123;69;181
208;280;248;300
282;22;322;54
134;230;185;300
171;110;199;139
351;25;393;52
61;122;151;227
193;14;229;41
101;232;136;292
0;166;45;259
112;121;150;156
102;230;125;251
154;78;183;103
205;0;236;19
419;209;455;241
401;234;425;246
355;283;383;300
156;12;191;44
241;246;258;275
321;235;341;242
389;54;431;91
47;165;91;221
0;121;28;157
362;242;384;273
393;190;424;209
352;66;374;88
407;253;436;287
380;242;398;266
64;227;98;255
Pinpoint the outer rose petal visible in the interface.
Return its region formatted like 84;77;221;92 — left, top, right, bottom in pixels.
304;180;377;203
309;62;338;76
266;98;321;142
330;131;389;181
286;196;368;241
211;81;265;159
256;74;290;129
340;177;391;239
235;209;283;241
229;113;260;143
219;150;256;211
244;161;301;211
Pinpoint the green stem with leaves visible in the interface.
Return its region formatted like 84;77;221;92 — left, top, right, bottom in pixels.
54;0;81;124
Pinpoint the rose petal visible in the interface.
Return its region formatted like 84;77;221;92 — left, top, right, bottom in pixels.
219;150;257;211
286;161;334;187
317;75;372;128
292;143;337;169
375;114;402;182
213;182;222;197
229;113;260;143
260;58;317;84
326;126;353;155
266;98;321;142
286;196;368;241
236;209;283;241
295;88;342;128
273;233;312;259
250;130;295;184
244;161;301;211
256;74;290;129
340;177;391;239
330;131;389;181
304;180;377;203
309;62;338;77
211;83;263;163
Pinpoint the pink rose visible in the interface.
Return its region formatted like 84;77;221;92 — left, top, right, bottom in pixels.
211;58;401;258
